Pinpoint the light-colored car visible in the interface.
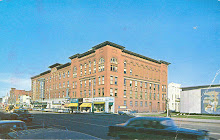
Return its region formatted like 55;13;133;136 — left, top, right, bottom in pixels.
57;109;70;113
44;108;53;112
118;109;135;115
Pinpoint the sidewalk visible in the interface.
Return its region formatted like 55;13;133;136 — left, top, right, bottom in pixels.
172;117;220;124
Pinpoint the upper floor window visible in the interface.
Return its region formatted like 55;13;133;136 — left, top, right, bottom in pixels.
130;69;132;75
63;72;65;78
67;71;69;77
93;60;96;73
73;67;77;78
80;64;82;76
99;58;105;72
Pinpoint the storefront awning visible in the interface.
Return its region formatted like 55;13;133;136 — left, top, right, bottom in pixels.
94;102;105;104
68;103;78;107
80;103;92;108
64;104;70;108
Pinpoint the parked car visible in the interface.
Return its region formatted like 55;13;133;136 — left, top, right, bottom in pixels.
57;109;70;113
7;128;100;139
118;109;136;115
108;117;209;139
44;108;53;112
0;120;27;139
10;109;34;122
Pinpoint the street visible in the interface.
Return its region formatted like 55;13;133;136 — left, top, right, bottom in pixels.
27;111;220;139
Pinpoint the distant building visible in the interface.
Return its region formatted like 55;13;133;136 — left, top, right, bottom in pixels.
19;95;31;108
2;94;9;108
8;88;32;105
31;41;170;113
180;84;220;114
168;83;181;112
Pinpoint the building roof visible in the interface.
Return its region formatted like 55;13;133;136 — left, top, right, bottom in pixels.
31;70;51;79
181;84;220;91
69;41;171;65
56;62;71;70
48;63;62;68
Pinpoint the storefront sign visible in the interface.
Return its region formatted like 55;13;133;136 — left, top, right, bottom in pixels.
93;98;106;102
83;98;92;102
70;98;78;103
118;106;127;109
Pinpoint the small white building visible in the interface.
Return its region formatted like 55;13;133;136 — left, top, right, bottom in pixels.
168;83;181;112
180;84;220;114
19;95;31;108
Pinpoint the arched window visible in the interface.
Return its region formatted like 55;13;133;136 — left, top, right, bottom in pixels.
110;57;118;72
99;58;105;72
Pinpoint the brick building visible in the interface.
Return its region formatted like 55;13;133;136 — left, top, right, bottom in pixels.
8;88;32;105
31;41;170;113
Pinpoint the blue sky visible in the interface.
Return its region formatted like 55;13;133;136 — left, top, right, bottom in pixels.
0;0;219;98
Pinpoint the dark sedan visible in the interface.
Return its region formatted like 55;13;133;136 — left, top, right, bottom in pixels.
108;117;209;140
10;109;34;122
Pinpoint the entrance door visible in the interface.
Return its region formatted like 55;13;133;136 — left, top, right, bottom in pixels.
157;102;160;112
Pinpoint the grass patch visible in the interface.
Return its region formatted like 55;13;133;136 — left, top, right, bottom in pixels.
139;113;220;120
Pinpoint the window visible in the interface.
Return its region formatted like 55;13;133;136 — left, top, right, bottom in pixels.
158;84;160;91
59;83;61;88
102;76;104;84
102;88;104;96
140;91;143;99
89;90;91;97
80;64;82;76
140;101;143;107
135;81;137;87
62;91;64;97
98;89;101;96
124;68;126;74
124;100;127;106
67;81;69;87
150;83;152;90
110;76;113;84
157;93;160;100
135;91;138;99
130;90;132;98
130;101;133;106
84;80;86;87
93;78;96;86
130;80;132;87
93;60;96;73
145;101;148;107
89;61;91;74
59;73;61;79
115;89;118;96
80;91;82;97
154;93;156;100
98;77;101;85
73;82;75;88
58;92;60;98
89;79;91;87
84;63;87;75
73;67;77;78
135;101;138;106
124;61;126;67
75;82;77;88
150;92;152;100
63;72;65;78
154;84;156;90
99;58;105;72
145;91;148;100
130;69;132;75
80;81;82;88
124;90;126;97
124;78;126;86
93;89;96;95
110;88;113;96
110;58;118;72
84;90;86;97
68;71;69;77
63;82;65;88
145;82;147;88
115;77;118;85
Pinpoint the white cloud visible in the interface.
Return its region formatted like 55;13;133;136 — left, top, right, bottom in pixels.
0;73;31;98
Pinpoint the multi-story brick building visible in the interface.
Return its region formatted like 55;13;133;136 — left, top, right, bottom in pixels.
8;88;32;105
31;41;170;113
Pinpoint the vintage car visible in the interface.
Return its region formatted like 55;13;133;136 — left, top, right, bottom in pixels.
108;117;209;139
7;128;100;139
10;109;34;122
118;109;136;115
0;120;27;139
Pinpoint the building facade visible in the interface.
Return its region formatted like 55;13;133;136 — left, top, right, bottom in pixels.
31;41;170;113
8;88;32;105
180;84;220;114
168;82;181;112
